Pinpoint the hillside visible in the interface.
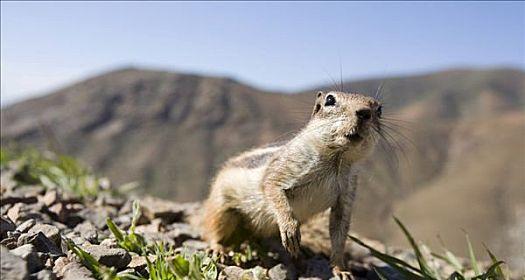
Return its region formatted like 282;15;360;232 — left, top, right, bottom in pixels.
1;67;524;269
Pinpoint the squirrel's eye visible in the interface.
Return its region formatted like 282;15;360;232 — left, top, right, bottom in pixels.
376;105;382;118
324;95;336;106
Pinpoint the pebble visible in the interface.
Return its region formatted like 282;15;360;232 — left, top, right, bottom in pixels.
28;224;61;247
1;216;16;239
18;232;64;257
139;197;184;223
61;262;96;280
73;221;98;243
269;264;296;280
1;245;29;280
82;244;131;270
10;244;44;273
16;218;37;233
30;269;57;280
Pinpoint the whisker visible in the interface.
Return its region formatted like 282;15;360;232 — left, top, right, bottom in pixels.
380;124;416;147
381;116;415;124
339;61;345;93
380;119;414;130
322;67;342;92
372;126;400;168
374;81;385;101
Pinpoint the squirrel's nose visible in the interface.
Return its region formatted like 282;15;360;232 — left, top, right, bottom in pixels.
356;108;372;121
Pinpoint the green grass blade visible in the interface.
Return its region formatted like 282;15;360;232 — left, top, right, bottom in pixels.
394;217;440;279
447;272;466;280
66;239;103;278
482;243;508;280
106;218;125;242
372;266;389;280
349;235;425;279
171;255;190;278
432;251;463;273
465;233;481;276
130;200;141;233
472;261;505;280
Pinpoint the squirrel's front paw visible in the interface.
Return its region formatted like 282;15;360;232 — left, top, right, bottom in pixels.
332;266;355;280
279;220;301;257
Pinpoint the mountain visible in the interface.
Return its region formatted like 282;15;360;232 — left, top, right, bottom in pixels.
1;68;308;200
2;67;524;268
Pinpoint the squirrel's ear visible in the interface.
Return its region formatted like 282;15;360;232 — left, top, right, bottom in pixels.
312;91;324;116
312;103;321;116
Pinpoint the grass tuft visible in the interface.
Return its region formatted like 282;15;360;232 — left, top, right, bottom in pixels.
1;147;105;198
350;217;509;280
106;201;149;255
66;239;122;280
104;201;218;279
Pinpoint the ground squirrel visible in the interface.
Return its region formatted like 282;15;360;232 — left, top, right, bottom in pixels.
202;91;381;274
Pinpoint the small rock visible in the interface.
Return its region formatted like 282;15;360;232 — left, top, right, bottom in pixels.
52;257;69;277
1;236;19;249
99;238;118;248
63;232;86;246
181;240;209;253
222;266;245;279
167;223;200;245
1;245;29;280
269;264;296;280
82;244;131;270
10;244;44;273
40;190;60;207
28;224;61;247
222;266;268;280
1;216;16;239
18;232;63;257
77;207;116;229
50;221;68;231
116;268;135;277
134;218;162;234
44;257;54;268
112;215;132;229
127;255;148;270
17;219;37;233
7;202;45;223
61;262;95;280
129;254;155;275
139;197;184;223
74;221;98;243
7;203;23;223
8;230;22;239
30;269;56;280
47;203;68;224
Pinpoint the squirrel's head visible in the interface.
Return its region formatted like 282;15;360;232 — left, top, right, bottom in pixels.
309;91;382;161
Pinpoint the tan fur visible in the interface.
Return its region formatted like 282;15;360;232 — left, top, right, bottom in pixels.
201;91;381;270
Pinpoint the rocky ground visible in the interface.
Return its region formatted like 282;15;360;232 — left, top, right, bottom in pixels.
0;157;502;280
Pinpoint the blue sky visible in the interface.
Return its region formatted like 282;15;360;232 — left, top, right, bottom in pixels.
1;1;524;106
